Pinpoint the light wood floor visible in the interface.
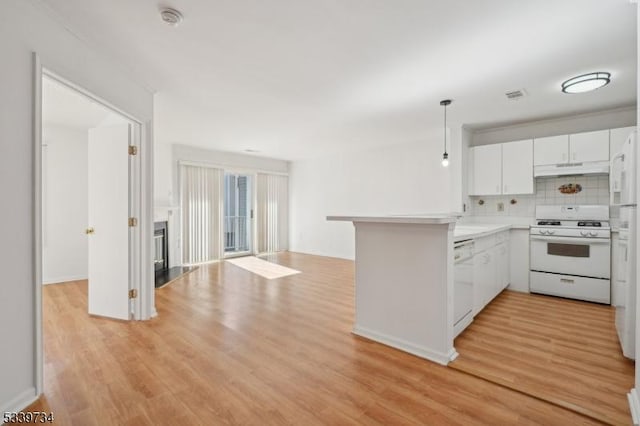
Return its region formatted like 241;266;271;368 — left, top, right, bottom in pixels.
28;253;606;425
451;290;635;426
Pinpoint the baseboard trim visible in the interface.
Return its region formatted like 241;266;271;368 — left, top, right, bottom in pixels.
353;325;456;365
0;387;38;414
629;388;640;425
43;275;87;285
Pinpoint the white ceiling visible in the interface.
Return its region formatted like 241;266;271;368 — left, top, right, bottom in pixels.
42;76;123;129
38;0;637;160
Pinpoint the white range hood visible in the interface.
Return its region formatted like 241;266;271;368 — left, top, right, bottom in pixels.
534;161;609;177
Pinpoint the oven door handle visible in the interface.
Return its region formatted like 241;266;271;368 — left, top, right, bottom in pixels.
530;235;611;245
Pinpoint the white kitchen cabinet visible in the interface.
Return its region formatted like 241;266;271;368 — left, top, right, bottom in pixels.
569;130;609;163
610;126;636;159
472;231;510;316
496;242;510;292
502;139;533;194
508;229;530;293
473;248;494;315
469;140;533;196
534;135;569;166
470;144;502;196
610;127;635;196
534;131;609;166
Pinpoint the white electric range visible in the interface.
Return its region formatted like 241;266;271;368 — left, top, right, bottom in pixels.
530;205;611;304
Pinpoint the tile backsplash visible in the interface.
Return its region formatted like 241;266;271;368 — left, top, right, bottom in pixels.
468;175;610;217
535;175;610;206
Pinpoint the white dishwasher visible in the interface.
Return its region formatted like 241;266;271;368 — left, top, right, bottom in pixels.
454;239;474;337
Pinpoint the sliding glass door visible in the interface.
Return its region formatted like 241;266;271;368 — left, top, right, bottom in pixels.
224;173;252;256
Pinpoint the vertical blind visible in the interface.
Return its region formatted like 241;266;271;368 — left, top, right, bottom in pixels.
181;165;224;265
256;173;289;253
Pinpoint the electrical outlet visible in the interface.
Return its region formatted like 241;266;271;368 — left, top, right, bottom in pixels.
497;202;504;212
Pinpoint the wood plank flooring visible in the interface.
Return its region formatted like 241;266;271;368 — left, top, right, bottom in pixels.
26;253;606;425
451;290;635;426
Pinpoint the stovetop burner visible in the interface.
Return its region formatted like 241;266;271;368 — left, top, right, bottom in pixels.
537;221;562;226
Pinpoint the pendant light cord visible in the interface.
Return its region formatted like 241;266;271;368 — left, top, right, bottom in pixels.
443;103;447;154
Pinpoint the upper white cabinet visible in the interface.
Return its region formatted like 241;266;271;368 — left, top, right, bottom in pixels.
610;126;636;159
502;139;533;194
470;144;502;195
534;135;569;166
534;130;609;166
569;130;609;163
469;140;533;196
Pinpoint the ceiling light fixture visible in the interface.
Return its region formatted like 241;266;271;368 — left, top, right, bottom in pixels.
440;99;452;167
160;8;184;26
561;72;611;94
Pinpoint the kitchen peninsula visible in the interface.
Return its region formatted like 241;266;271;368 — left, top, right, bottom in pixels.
327;215;458;365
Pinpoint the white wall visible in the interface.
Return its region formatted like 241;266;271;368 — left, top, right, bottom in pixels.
0;0;153;413
42;125;88;284
472;106;636;146
289;133;461;259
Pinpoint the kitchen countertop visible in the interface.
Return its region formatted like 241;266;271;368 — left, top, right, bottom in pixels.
327;215;457;224
454;223;513;242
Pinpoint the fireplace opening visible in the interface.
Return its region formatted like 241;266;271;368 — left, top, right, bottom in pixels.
154;221;169;273
154;220;197;288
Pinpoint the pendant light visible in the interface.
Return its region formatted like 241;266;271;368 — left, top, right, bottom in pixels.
440;99;452;167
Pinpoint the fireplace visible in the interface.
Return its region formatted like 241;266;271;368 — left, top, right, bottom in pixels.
154;217;196;288
154;221;169;273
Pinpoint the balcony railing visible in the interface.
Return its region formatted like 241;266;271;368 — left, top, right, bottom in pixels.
225;216;249;252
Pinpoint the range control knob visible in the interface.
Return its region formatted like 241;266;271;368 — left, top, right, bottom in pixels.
547;230;555;235
580;231;589;237
589;231;598;237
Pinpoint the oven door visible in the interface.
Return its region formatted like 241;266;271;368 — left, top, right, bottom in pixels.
530;235;610;279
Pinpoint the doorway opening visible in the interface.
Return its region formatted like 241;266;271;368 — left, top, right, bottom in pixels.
224;173;253;257
40;72;140;320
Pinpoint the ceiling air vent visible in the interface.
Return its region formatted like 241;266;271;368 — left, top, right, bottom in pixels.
505;89;527;100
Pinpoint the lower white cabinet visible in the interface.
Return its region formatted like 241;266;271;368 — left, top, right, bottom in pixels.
508;229;530;292
472;231;510;316
496;242;510;292
473;249;493;315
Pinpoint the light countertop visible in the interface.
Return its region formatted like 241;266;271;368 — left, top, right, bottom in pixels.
326;215;525;240
454;223;512;242
326;215;457;224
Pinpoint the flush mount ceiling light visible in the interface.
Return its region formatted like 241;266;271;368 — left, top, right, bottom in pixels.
440;99;452;167
160;8;184;26
561;72;611;94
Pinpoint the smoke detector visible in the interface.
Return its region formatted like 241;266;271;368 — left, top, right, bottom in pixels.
505;89;527;100
160;8;183;26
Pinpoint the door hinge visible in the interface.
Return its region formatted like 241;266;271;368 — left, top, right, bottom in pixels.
128;145;138;156
128;217;138;227
129;289;138;299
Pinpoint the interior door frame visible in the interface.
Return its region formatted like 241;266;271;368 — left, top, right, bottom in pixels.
33;53;155;396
